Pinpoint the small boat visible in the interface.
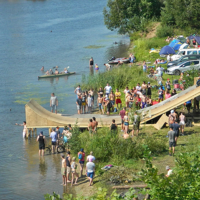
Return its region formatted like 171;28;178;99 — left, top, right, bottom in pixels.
38;72;76;79
108;57;130;64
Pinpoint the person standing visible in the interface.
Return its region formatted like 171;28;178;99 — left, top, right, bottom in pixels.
50;128;57;154
115;89;122;108
81;92;87;114
104;83;112;96
109;91;115;111
143;61;147;73
76;95;82;114
88;88;94;109
56;126;60;147
71;157;79;186
61;155;67;186
179;112;186;135
132;112;140;136
74;85;82;99
15;121;27;138
87;151;95;162
123;111;129;135
36;131;45;156
158;87;164;102
171;121;180;145
66;151;71;183
78;148;85;177
110;119;118;134
92;117;98;133
168;126;176;156
87;94;92;113
106;99;113;115
89;57;94;68
97;94;104;114
50;93;58;114
185;100;192;114
119;107;126;131
86;158;95;186
95;64;99;72
147;82;152;98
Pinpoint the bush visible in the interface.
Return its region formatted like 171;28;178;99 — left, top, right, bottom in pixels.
156;25;174;38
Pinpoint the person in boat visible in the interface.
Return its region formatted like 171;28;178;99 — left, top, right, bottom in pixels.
49;69;53;75
55;69;59;74
64;67;69;74
45;70;49;75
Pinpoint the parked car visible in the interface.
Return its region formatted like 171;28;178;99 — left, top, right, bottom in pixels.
167;55;200;68
171;48;200;61
165;60;200;75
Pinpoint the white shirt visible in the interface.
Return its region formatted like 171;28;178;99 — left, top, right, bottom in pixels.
167;169;173;176
87;155;95;162
167;55;171;61
136;86;141;91
105;86;112;94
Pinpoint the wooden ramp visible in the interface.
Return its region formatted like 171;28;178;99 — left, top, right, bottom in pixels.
154;114;168;130
139;85;200;123
25;99;121;128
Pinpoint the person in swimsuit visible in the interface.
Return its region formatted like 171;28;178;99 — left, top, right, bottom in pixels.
110;119;118;134
97;94;104;114
88;89;94;108
87;94;92;113
61;155;67;186
98;87;104;96
95;64;99;72
92;117;98;133
71;157;79;186
127;93;134;110
88;119;95;135
66;151;71;183
158;87;164;102
89;57;94;68
141;81;147;95
115;88;122;108
123;111;129;135
15;121;28;138
36;131;45;156
179;112;186;135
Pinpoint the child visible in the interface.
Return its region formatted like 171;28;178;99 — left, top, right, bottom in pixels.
61;155;66;185
71;157;79;186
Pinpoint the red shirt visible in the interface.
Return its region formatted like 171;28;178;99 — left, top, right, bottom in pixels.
120;110;125;119
78;152;85;162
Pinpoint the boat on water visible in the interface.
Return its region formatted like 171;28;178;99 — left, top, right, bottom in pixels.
38;72;76;79
108;57;130;64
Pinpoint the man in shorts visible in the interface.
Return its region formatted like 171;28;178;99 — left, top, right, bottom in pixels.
50;93;58;114
92;117;98;133
50;128;57;153
109;91;115;111
132;112;140;136
66;151;71;183
97;94;104;114
104;83;112;96
106;99;112;115
168;126;176;156
119;107;126;131
76;95;82;114
81;92;86;114
171;121;180;145
86;158;95;186
115;89;122;108
88;119;95;135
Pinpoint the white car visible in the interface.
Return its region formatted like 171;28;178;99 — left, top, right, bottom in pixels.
165;60;200;75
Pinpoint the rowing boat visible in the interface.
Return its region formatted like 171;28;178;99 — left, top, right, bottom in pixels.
38;72;76;79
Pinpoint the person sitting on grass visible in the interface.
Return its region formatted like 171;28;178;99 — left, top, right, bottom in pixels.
165;166;173;177
71;157;79;186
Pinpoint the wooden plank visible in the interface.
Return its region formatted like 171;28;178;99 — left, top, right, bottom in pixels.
154;114;168;130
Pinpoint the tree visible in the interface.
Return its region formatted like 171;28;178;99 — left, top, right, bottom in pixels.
161;0;200;29
139;146;200;199
103;0;163;34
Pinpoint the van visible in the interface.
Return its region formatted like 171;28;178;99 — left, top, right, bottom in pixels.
171;49;200;61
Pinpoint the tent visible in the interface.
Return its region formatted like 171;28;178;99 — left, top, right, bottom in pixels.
177;36;186;43
159;45;176;55
187;35;200;44
169;39;180;48
173;43;182;50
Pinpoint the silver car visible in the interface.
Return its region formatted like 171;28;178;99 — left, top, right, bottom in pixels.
165;60;200;75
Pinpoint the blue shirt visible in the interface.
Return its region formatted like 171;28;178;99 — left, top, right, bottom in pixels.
50;131;57;142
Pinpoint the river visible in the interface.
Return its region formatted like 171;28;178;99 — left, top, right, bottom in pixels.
0;0;129;199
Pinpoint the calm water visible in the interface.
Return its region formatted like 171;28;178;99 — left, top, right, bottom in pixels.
0;0;129;199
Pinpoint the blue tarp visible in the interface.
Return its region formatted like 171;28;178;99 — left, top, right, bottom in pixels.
169;39;180;48
173;43;182;50
187;35;200;44
159;45;176;55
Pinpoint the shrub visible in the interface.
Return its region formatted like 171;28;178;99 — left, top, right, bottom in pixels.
156;25;174;38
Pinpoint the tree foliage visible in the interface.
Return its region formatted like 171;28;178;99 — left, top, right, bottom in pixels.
161;0;200;30
139;146;200;199
103;0;163;34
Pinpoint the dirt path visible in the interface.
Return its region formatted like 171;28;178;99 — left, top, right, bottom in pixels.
146;22;160;39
